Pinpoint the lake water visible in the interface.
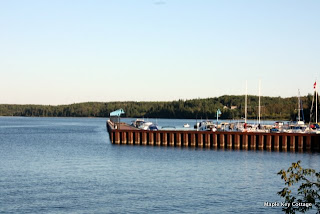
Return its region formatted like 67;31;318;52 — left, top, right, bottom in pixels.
0;117;319;213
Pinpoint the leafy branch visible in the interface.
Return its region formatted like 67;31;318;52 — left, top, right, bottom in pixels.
278;161;320;213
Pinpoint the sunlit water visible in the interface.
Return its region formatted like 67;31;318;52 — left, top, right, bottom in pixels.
0;117;319;213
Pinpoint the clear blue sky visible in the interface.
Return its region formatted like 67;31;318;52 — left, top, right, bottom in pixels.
1;0;319;105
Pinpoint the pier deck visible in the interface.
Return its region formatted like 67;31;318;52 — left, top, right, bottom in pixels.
108;122;139;130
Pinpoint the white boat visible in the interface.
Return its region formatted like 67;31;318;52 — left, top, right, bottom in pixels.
131;119;158;130
183;123;190;128
195;121;217;131
131;119;145;128
148;123;159;131
138;121;153;130
219;122;232;131
306;124;320;134
161;126;176;130
285;122;307;133
232;122;247;132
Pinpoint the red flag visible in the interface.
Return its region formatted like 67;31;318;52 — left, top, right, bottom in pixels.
314;81;317;89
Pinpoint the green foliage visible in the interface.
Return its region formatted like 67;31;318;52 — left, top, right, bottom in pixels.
277;161;320;213
0;94;317;120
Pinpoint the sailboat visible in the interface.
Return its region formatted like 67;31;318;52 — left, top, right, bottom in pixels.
235;81;248;132
308;81;320;133
253;80;269;132
297;89;305;124
235;80;267;132
286;89;307;133
236;80;260;132
237;80;256;132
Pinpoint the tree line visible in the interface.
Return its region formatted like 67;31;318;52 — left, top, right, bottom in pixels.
0;94;318;121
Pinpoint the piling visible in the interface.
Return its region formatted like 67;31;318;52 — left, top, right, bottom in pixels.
162;133;167;146
190;133;196;147
110;131;114;143
243;134;248;149
128;132;133;144
250;135;256;150
176;133;181;147
205;134;210;147
290;135;295;151
258;135;264;150
306;135;311;151
183;133;188;147
298;136;303;151
156;132;161;146
149;132;154;145
169;133;174;146
274;135;279;151
213;134;218;148
115;132;120;144
122;132;127;145
266;135;271;150
227;134;232;148
220;134;225;148
142;132;147;145
198;134;203;147
234;134;240;149
282;135;287;151
135;132;140;145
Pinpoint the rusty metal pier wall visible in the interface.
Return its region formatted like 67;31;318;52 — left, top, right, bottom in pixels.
106;121;320;152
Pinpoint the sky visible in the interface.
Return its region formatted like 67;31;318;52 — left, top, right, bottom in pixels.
0;0;319;105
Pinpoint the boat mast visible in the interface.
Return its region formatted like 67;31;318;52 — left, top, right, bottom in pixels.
316;81;318;123
258;80;261;125
298;89;301;122
245;80;247;123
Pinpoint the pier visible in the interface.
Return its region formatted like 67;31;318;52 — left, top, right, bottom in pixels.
106;121;320;152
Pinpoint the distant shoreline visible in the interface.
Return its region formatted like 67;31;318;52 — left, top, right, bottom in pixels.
0;94;316;122
0;115;294;122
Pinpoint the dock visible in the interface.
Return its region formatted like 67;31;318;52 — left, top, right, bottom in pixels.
106;121;320;152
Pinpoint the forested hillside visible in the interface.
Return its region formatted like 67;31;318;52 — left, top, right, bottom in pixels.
0;94;318;121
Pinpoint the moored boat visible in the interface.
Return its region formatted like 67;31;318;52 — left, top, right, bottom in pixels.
195;121;217;131
131;119;158;130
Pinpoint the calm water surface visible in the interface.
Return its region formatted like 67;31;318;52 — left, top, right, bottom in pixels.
0;117;319;214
